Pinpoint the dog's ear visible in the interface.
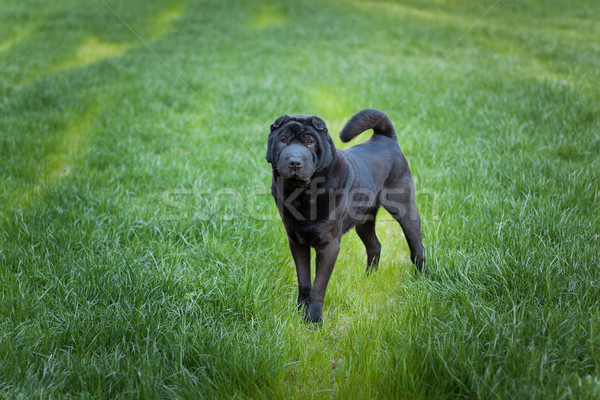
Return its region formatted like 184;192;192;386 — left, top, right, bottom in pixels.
316;133;335;171
267;115;289;163
311;116;333;171
271;115;290;132
311;117;327;133
266;134;275;164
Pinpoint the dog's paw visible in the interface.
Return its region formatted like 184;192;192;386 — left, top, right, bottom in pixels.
297;298;309;312
303;303;323;325
303;313;323;326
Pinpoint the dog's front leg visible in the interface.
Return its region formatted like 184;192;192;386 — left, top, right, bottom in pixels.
306;240;340;324
288;238;311;310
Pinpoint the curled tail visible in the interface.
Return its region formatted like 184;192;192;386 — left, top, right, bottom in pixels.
339;109;397;143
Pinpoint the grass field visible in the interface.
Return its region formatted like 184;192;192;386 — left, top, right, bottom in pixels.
1;0;599;398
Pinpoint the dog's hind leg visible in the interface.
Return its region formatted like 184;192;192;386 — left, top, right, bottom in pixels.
381;176;426;274
355;212;381;274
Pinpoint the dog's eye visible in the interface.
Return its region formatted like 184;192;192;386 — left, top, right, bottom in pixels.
306;137;315;146
279;137;287;143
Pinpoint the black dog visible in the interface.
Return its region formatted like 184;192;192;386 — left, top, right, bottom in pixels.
266;109;425;323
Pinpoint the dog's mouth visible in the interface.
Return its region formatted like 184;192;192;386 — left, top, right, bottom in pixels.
277;171;311;186
285;175;310;184
278;168;311;182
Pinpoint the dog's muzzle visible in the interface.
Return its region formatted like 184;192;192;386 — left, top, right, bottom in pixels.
277;145;315;181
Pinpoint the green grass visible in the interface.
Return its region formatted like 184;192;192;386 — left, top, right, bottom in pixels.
1;0;599;398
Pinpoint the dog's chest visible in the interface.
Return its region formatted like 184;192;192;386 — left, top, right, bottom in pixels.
285;221;329;246
278;192;338;246
278;188;337;222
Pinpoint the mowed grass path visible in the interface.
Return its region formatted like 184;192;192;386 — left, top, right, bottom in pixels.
1;0;599;398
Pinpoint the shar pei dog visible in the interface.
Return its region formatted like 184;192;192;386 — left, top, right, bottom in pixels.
266;109;425;323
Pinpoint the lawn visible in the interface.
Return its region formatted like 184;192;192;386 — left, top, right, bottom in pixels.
1;0;599;398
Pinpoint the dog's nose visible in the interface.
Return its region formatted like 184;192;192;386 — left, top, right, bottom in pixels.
288;158;303;170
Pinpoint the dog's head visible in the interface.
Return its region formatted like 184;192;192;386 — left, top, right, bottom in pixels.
266;115;335;182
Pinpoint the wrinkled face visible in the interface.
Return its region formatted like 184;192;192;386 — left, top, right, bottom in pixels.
266;115;334;182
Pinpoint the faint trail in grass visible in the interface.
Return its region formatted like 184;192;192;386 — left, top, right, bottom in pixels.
11;104;99;208
0;24;35;53
97;0;234;135
384;0;503;115
249;3;288;30
11;2;187;84
151;2;186;39
94;0;273;158
309;85;353;124
45;104;99;182
49;2;185;74
51;37;132;72
360;2;473;29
